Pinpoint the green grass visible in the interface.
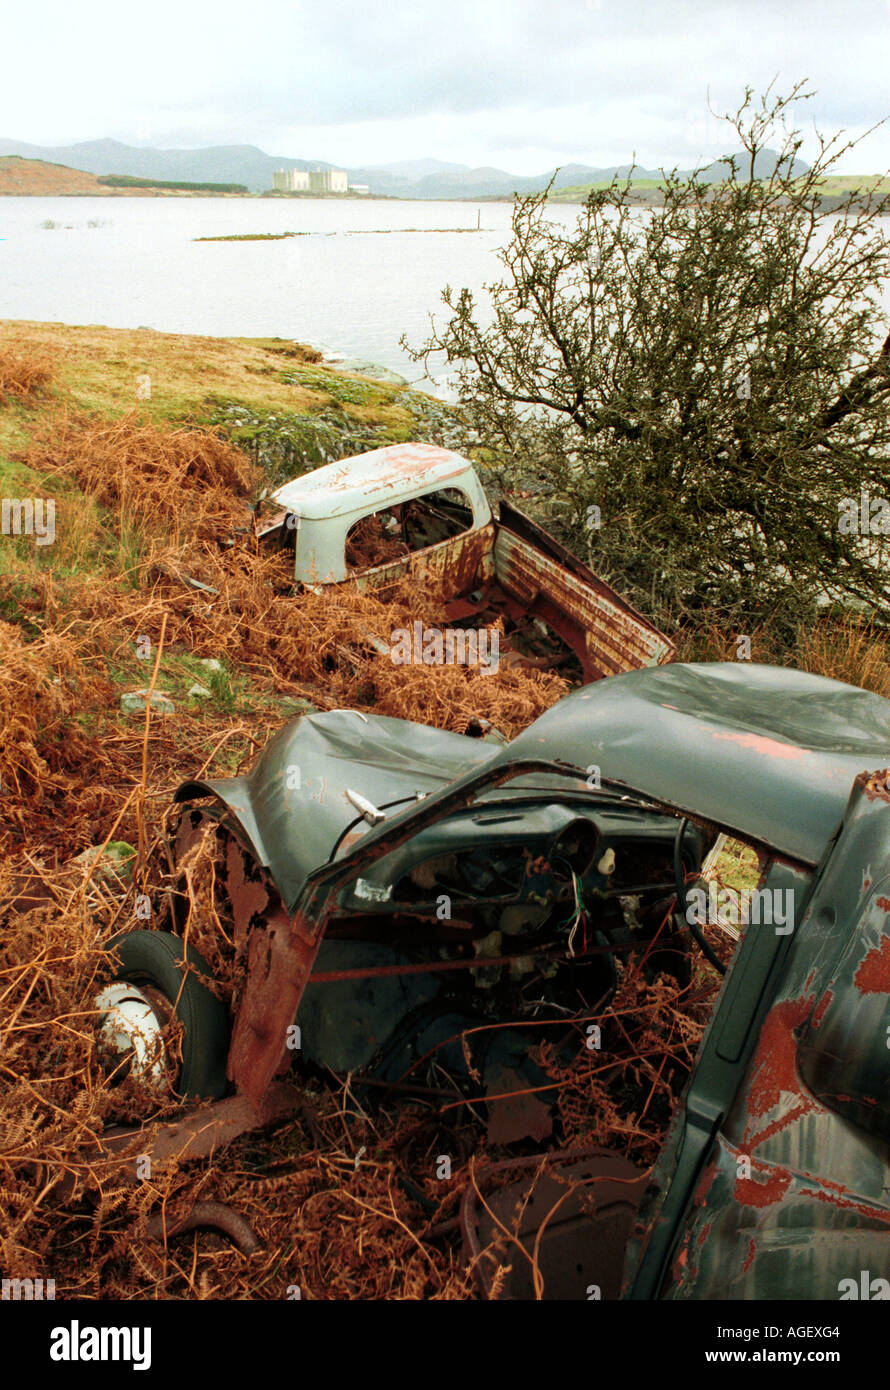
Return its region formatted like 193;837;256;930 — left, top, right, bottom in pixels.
280;366;393;406
98;175;248;193
107;648;262;717
711;836;763;894
193;232;308;242
551;172;890;204
809;174;890;193
0;322;439;442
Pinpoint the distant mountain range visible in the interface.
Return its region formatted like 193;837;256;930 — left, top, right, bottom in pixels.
0;138;810;198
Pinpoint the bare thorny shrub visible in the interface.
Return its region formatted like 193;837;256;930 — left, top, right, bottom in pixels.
407;81;890;635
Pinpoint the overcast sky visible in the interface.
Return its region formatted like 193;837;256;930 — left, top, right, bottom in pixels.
6;0;890;172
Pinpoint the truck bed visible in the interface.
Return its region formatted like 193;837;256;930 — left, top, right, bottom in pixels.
344;500;674;681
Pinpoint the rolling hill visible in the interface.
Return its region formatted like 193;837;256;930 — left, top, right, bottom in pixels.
0;156;103;195
0;137;811;199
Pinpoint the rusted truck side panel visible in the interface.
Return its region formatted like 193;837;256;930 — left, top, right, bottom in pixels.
348;521;496;596
494;522;674;680
258;444;673;679
347;508;673;680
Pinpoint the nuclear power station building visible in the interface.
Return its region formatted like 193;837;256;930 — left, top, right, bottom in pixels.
272;168;349;194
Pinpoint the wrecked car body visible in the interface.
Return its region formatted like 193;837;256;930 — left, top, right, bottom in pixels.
170;705;702;1100
254;441;674;680
96;660;890;1298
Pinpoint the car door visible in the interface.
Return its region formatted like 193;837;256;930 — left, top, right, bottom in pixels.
625;768;890;1299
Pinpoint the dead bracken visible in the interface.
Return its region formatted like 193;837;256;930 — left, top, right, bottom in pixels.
3;413;890;1301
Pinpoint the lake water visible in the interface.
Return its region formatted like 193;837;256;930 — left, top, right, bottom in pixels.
0;196;581;393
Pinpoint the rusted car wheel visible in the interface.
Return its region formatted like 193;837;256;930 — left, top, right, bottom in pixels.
97;931;229;1100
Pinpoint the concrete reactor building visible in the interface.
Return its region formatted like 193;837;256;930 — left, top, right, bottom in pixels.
272;168;348;194
272;169;310;192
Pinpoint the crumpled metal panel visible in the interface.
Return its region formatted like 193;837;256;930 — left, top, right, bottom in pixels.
176;664;890;913
498;662;890;867
175;709;496;911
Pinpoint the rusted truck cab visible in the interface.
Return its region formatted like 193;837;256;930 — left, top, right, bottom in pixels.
256;441;673;681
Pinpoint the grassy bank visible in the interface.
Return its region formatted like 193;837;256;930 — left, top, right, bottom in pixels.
0;318;474;761
549;172;890;206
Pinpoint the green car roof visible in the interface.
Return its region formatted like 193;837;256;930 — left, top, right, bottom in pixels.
497;662;890;865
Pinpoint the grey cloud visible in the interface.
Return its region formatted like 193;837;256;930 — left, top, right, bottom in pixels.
7;0;890;171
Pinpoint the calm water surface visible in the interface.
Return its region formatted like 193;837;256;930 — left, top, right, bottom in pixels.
0;196;581;390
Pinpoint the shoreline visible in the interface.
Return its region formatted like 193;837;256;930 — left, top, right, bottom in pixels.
0;190;883;213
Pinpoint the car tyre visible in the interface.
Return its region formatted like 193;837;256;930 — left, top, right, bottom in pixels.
105;930;229;1099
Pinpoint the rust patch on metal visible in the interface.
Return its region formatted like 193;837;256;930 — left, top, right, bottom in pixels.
709;729;806;761
223;832;273;961
744;997;814;1127
493;523;671;680
358;523;493;596
810;989;833;1030
146;1200;260;1254
228;902;324;1106
51;1082;302;1201
672;1241;689;1282
855;769;890;803
735;1166;793;1208
854;934;890;994
747;1099;814;1151
801;1184;890;1223
114;1083;301;1170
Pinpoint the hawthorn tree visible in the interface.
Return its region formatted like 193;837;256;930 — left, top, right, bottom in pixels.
408;84;890;632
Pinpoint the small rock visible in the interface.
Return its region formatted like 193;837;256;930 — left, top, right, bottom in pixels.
279;696;317;715
71;841;137;882
198;658;223;672
329;357;408;385
188;683;212;699
121;689;175;714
